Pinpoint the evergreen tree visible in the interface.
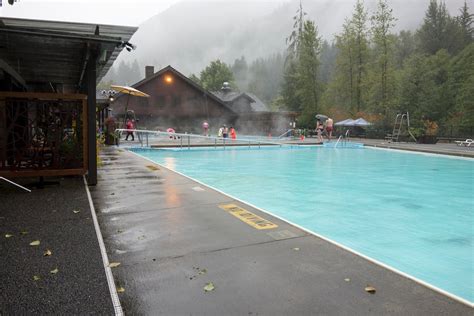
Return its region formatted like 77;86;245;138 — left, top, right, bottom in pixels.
246;54;285;104
319;40;337;84
296;20;322;124
129;59;142;84
199;59;235;91
457;1;473;49
394;30;416;68
286;0;306;62
188;74;201;85
448;43;474;130
334;19;356;111
281;59;300;111
281;1;307;112
369;0;397;115
417;0;462;55
351;0;369;112
399;50;452;126
116;61;131;85
231;56;248;90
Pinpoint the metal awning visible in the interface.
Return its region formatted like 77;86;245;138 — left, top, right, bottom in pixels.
0;17;137;89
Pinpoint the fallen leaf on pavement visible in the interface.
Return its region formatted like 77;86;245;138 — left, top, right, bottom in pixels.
344;278;351;282
108;262;121;268
117;286;125;293
203;282;215;292
73;210;80;214
293;247;300;251
33;275;41;281
20;231;28;235
198;269;207;275
44;249;52;256
365;286;376;294
5;234;13;238
50;268;59;274
30;240;40;246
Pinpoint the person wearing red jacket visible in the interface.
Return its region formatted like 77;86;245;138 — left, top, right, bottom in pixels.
125;119;135;141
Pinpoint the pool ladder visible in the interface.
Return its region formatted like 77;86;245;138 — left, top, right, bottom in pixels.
335;130;349;148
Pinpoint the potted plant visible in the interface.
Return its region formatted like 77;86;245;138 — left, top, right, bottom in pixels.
416;119;439;144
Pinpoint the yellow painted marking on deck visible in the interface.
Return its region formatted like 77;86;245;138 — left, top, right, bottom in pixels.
219;204;278;230
146;165;160;171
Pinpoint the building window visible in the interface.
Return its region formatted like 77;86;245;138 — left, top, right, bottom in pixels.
172;95;181;106
157;95;165;106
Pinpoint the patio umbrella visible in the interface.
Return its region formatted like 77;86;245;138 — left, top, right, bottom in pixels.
335;118;355;126
110;85;150;98
315;114;328;121
110;85;150;127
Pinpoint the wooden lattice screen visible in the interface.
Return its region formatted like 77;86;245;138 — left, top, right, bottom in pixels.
0;92;88;177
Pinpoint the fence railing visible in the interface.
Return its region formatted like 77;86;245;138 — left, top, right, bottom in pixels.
115;129;288;149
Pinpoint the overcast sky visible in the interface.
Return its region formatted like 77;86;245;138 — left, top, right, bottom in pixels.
0;0;283;26
0;0;466;26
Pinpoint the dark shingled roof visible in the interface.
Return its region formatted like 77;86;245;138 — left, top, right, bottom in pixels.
212;90;269;113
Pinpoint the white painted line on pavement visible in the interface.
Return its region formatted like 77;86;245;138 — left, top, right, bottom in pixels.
83;176;124;316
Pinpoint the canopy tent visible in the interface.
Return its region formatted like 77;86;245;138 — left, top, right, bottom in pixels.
352;118;372;126
335;118;371;127
335;118;354;126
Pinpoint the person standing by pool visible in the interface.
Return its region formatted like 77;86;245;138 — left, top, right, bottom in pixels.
125;119;135;141
326;117;333;141
218;125;224;138
222;125;229;138
316;119;324;143
230;126;237;140
202;121;209;136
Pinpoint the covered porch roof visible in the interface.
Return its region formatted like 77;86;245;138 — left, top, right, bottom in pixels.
0;17;137;90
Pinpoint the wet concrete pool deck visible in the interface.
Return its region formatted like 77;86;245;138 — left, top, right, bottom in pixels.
90;146;472;315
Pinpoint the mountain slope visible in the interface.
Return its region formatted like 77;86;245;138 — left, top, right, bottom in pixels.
109;0;467;77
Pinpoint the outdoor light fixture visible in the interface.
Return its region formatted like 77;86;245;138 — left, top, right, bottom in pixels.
101;89;116;102
165;75;173;84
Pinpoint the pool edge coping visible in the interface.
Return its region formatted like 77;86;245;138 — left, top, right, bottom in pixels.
127;149;474;308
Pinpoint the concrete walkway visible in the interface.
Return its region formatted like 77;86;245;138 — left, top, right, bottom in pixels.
354;138;474;158
0;177;113;314
90;146;472;315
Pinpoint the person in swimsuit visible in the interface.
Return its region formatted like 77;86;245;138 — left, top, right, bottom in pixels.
326;117;333;141
316;119;324;143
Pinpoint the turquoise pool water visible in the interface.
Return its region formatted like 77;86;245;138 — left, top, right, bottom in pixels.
132;146;473;302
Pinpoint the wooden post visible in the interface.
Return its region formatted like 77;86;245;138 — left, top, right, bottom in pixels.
84;50;98;185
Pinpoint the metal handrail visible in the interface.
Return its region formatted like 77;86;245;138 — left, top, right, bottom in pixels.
115;129;287;149
277;129;293;138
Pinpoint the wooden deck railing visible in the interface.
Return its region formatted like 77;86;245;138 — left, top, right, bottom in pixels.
0;92;88;177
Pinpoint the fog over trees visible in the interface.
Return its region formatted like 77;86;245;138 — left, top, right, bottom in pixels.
102;0;472;135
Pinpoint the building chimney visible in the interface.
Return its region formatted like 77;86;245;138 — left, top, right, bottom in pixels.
145;66;154;79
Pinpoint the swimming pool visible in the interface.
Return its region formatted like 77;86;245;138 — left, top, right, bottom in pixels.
131;146;473;303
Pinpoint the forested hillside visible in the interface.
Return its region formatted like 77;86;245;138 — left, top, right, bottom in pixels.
102;0;472;137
